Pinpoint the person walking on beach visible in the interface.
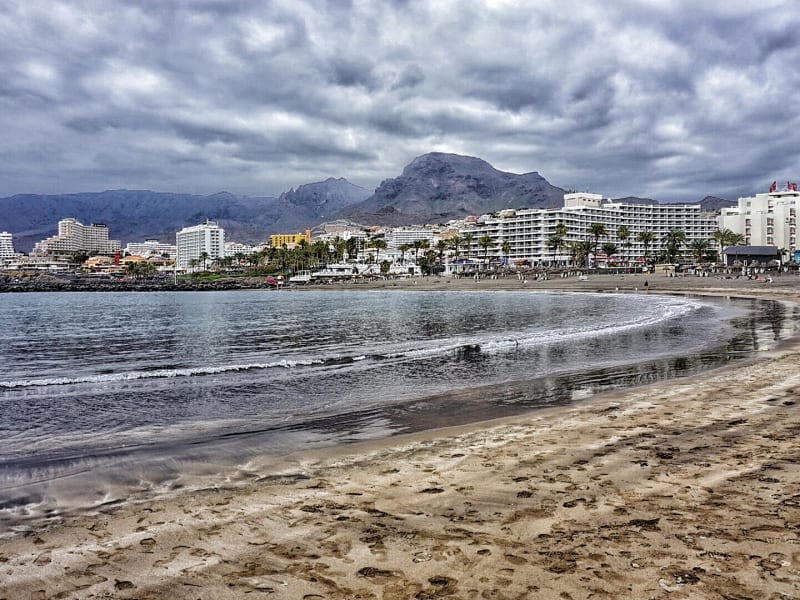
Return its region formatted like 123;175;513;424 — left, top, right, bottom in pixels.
643;279;649;291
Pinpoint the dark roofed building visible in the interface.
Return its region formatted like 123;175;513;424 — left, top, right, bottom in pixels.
723;245;780;267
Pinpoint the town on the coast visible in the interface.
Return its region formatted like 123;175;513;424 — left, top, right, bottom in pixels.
2;182;799;288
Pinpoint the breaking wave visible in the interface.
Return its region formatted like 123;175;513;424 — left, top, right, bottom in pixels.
0;298;696;390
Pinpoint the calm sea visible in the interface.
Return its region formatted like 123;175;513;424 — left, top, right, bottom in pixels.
0;289;795;530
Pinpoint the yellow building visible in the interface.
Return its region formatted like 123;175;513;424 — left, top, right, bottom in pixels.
270;230;312;249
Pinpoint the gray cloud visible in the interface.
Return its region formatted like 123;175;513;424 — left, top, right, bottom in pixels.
0;0;799;202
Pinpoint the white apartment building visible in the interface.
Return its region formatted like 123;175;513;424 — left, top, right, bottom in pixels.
176;220;225;271
0;231;16;262
718;184;799;254
33;218;121;256
124;239;177;259
224;241;260;258
387;227;435;249
463;192;718;265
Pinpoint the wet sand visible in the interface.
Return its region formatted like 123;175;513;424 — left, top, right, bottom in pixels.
2;274;800;599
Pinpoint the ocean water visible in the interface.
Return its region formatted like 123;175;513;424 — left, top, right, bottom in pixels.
0;289;795;530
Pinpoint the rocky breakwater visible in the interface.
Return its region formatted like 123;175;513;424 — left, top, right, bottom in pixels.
0;271;277;292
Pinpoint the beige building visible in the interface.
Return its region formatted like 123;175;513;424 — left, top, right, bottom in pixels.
270;230;312;249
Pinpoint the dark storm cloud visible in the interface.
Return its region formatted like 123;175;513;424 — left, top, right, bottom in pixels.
1;0;799;201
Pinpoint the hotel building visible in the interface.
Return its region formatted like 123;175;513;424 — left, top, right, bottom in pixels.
462;193;719;265
176;220;225;271
0;231;16;262
269;230;312;249
33;218;121;256
124;239;177;259
718;183;799;255
387;226;435;249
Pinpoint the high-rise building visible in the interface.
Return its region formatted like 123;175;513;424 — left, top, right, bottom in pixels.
33;218;121;256
718;183;800;254
387;227;435;249
462;193;718;265
0;231;17;262
176;220;225;271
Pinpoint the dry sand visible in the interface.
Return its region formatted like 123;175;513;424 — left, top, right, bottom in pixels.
2;274;800;599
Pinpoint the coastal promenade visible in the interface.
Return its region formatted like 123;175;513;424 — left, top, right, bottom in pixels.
2;276;799;599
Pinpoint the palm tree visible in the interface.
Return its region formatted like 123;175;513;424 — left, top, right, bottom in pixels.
548;234;563;266
478;234;495;268
588;223;607;266
448;235;463;259
436;239;449;264
663;228;687;263
463;232;474;259
554;223;568;265
198;251;210;272
689;239;710;264
414;239;430;264
398;243;410;265
501;240;511;266
636;230;655;267
567;241;582;267
601;242;618;266
713;228;745;263
372;238;388;259
616;225;631;268
217;255;234;272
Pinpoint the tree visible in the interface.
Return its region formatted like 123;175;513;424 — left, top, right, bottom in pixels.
436;239;449;265
345;237;360;261
398;243;410;264
419;249;438;275
198;251;210;271
567;239;592;268
636;230;655;267
463;232;474;258
588;223;607;266
554;222;568;265
478;234;495;268
372;238;388;256
548;235;563;266
412;239;430;264
601;242;618;265
663;228;687;263
448;235;463;259
216;255;234;272
616;225;631;267
713;228;745;263
501;240;511;265
689;239;710;264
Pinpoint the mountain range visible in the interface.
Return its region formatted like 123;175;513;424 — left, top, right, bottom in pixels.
0;153;733;252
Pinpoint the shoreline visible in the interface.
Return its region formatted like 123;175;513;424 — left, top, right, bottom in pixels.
2;278;799;598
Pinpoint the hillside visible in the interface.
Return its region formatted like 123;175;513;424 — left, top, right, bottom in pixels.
0;153;733;253
0;179;370;252
340;152;566;225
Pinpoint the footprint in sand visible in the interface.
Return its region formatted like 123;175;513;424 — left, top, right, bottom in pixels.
413;551;432;563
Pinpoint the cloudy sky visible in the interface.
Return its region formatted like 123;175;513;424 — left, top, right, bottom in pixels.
2;0;799;202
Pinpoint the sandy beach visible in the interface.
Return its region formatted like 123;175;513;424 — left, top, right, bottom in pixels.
2;274;799;599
